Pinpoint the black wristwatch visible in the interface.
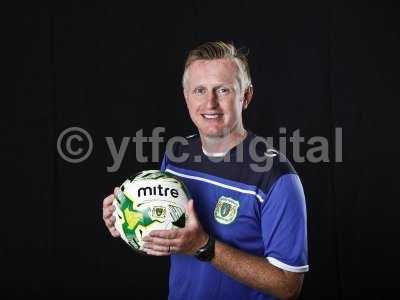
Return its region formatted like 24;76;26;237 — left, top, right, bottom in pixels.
194;235;215;261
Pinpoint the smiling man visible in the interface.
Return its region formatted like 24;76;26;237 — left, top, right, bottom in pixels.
182;55;250;152
103;41;308;300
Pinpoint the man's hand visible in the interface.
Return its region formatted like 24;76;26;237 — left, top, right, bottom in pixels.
142;199;208;256
102;187;120;238
144;197;303;298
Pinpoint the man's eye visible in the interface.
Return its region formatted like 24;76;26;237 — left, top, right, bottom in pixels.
194;88;206;95
217;88;229;94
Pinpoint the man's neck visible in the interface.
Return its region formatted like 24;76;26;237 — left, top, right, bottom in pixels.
200;128;248;155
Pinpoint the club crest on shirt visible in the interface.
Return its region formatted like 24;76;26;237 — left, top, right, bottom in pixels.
214;196;240;224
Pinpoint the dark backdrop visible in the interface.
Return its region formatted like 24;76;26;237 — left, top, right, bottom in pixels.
9;1;399;299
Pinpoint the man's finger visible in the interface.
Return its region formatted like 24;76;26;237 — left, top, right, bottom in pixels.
149;229;180;239
143;237;178;247
110;227;120;237
105;215;116;228
186;199;194;213
144;249;170;256
103;194;115;207
186;199;198;220
103;205;116;219
143;242;170;252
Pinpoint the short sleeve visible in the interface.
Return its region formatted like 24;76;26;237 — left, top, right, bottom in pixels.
261;174;309;273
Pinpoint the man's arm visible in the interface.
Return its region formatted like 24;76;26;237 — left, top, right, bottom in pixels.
143;200;304;300
212;239;303;299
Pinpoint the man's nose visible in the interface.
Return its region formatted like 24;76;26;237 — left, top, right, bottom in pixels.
205;91;218;109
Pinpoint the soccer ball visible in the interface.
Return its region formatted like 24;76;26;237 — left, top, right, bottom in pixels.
113;170;190;253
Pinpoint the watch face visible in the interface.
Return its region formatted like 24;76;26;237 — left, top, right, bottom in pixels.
196;249;210;261
195;236;215;261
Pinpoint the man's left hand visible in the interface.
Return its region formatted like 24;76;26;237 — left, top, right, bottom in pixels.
143;199;208;256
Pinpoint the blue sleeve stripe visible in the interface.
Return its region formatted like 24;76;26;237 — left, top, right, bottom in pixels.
165;167;267;203
266;257;309;273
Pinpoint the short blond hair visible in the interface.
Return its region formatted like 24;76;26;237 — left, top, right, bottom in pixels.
182;41;252;93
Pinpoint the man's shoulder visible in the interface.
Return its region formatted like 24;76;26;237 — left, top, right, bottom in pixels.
246;131;295;170
166;133;201;158
245;131;298;192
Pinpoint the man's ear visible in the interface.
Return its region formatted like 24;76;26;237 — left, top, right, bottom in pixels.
242;84;254;110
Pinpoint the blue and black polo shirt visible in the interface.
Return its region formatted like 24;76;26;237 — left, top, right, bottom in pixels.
161;131;308;300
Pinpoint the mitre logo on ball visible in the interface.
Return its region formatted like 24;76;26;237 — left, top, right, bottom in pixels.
112;170;190;253
137;184;180;198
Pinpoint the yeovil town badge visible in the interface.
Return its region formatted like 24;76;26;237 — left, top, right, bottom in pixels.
214;196;240;224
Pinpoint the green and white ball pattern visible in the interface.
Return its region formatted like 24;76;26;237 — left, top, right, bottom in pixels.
113;170;190;253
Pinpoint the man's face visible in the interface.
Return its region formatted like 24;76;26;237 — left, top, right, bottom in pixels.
184;59;248;139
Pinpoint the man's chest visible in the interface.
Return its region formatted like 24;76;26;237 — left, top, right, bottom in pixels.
179;171;266;255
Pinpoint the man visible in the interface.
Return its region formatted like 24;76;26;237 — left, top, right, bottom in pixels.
103;41;308;299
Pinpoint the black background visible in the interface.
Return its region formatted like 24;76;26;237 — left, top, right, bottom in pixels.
9;1;400;299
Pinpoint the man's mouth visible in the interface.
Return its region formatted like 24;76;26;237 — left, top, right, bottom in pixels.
201;113;223;119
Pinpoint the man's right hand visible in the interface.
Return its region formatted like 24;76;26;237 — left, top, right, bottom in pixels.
102;187;120;237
